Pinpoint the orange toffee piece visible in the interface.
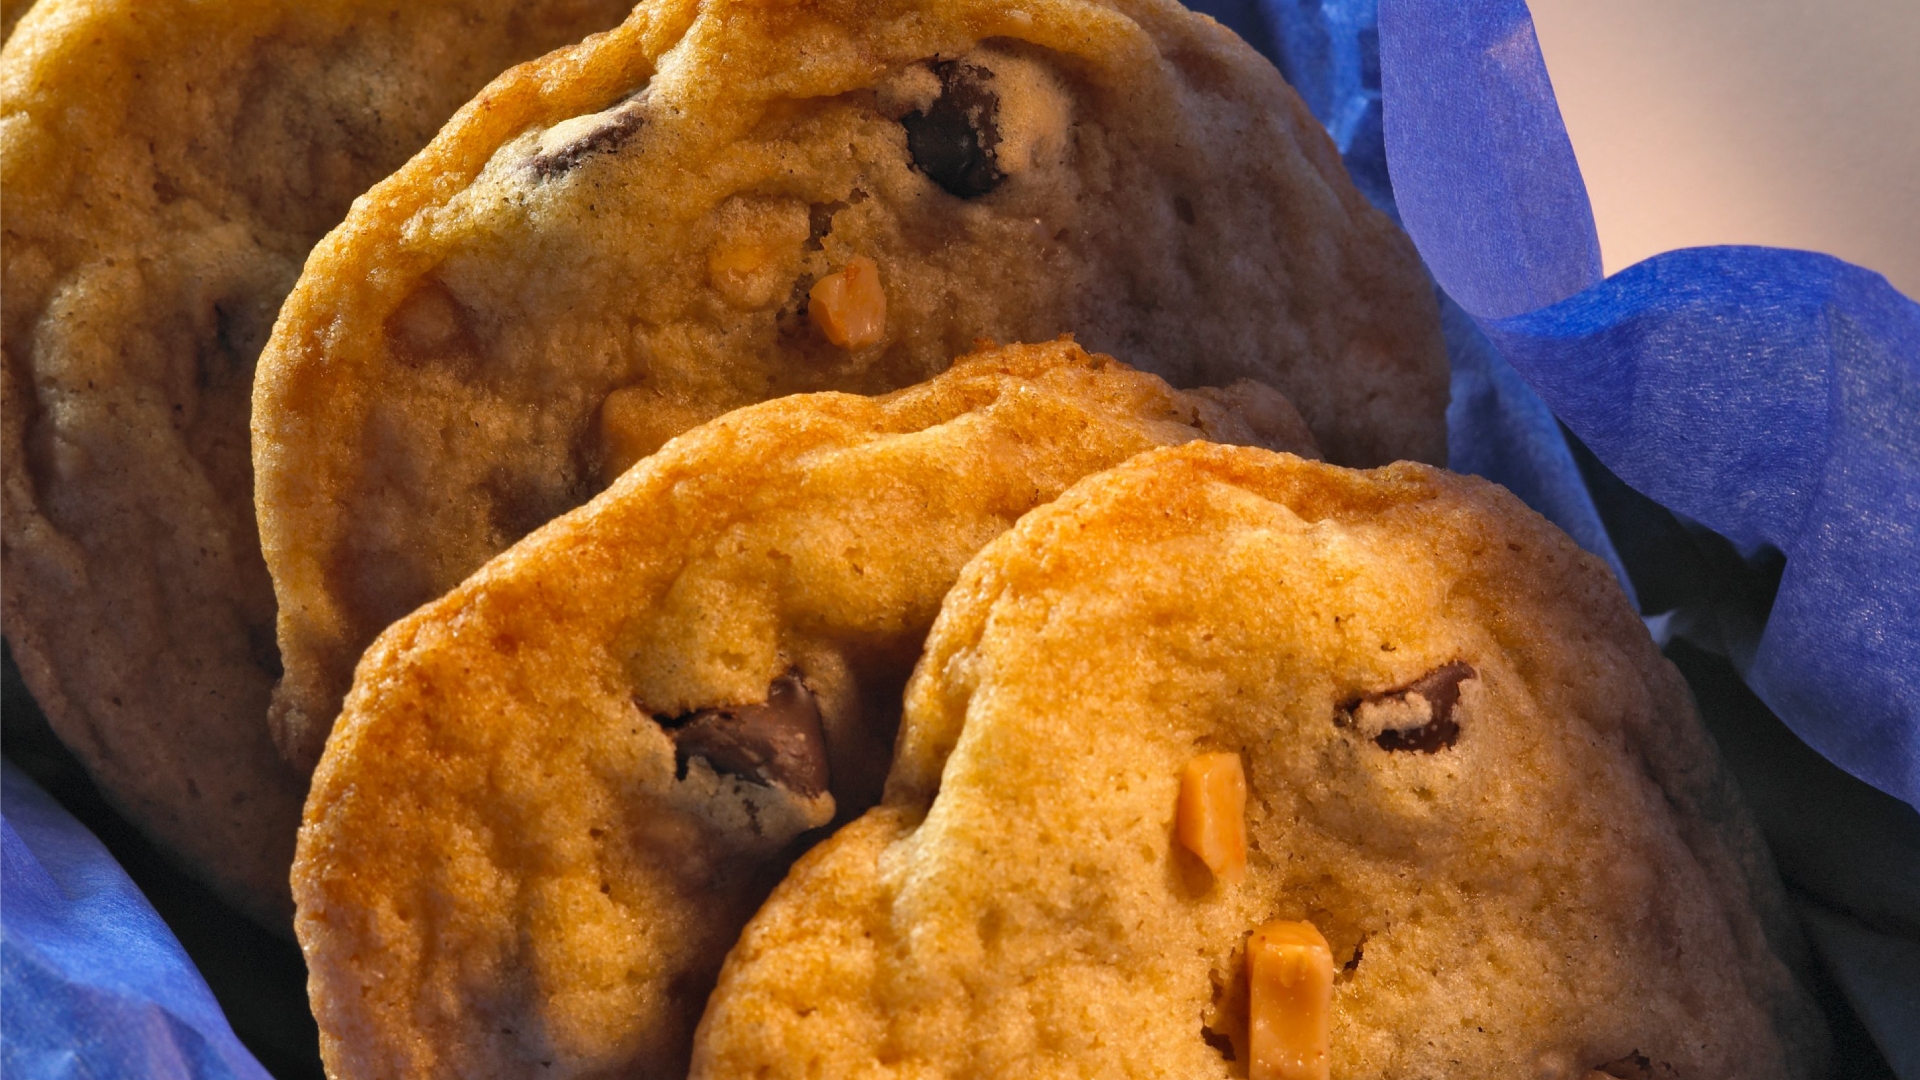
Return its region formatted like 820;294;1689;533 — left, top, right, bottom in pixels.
1176;751;1247;882
808;255;887;348
1247;919;1334;1080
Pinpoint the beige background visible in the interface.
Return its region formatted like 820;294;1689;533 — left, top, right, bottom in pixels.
1528;0;1920;299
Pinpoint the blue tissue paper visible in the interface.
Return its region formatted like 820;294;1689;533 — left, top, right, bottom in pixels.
1376;0;1919;808
1213;0;1643;605
1;763;270;1080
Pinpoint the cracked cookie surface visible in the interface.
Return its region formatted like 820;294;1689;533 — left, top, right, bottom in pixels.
0;0;632;924
693;443;1829;1080
251;0;1448;773
292;341;1315;1080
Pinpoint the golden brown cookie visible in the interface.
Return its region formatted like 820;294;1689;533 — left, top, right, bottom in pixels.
251;0;1448;773
0;0;635;923
693;443;1829;1080
1;0;34;43
292;341;1316;1080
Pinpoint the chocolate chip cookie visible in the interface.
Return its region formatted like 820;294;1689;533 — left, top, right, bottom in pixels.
292;341;1316;1080
251;0;1448;774
0;0;634;923
693;443;1830;1080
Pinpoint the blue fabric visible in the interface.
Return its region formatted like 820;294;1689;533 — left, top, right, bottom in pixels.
1376;0;1600;320
1230;0;1641;608
1374;0;1919;808
1;763;269;1080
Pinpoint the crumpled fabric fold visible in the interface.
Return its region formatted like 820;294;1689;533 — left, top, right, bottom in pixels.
1;762;270;1080
1373;0;1918;808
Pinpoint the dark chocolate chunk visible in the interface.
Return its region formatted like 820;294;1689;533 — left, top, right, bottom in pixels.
528;91;649;180
901;61;1004;198
665;674;830;797
1340;661;1476;753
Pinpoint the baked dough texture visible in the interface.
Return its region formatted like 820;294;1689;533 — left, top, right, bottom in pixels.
1;1;34;43
693;444;1830;1080
252;0;1448;772
292;342;1316;1080
0;0;633;922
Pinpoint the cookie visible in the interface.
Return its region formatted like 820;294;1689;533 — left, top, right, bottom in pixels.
251;0;1448;772
292;341;1316;1080
1;1;33;43
0;0;635;924
693;444;1830;1080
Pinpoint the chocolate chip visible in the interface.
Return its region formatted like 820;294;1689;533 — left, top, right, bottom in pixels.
901;61;1004;198
1340;661;1476;753
528;91;649;180
665;674;830;797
